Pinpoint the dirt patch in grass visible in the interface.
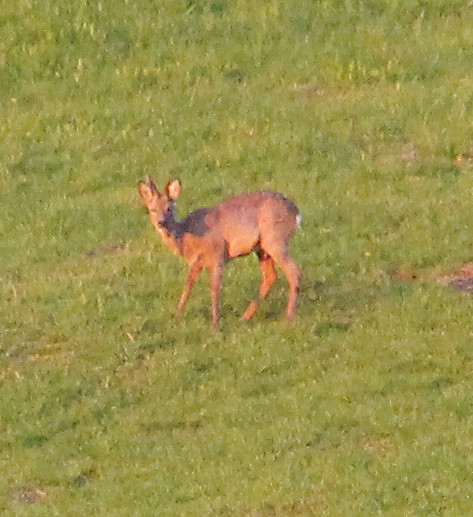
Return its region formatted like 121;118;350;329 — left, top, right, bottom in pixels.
11;487;47;504
358;434;399;458
389;269;418;282
389;262;473;292
375;142;419;166
433;263;473;292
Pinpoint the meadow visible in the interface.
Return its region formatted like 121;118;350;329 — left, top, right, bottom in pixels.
2;0;473;514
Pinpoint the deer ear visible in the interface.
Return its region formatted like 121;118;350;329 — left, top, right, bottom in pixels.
165;179;182;200
139;181;157;205
145;175;159;193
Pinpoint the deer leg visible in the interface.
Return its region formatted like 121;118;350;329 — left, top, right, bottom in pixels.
209;262;224;329
174;261;203;321
242;253;278;320
272;253;301;321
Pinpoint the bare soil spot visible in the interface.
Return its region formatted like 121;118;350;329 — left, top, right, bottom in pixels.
390;269;417;281
434;263;473;291
389;262;473;292
12;487;47;504
359;434;398;458
375;143;419;165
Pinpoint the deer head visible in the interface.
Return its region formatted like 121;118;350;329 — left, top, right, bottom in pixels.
139;176;181;230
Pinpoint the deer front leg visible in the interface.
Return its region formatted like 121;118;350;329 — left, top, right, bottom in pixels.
174;261;203;321
209;262;224;329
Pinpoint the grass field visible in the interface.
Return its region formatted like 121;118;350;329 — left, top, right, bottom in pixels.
3;1;473;515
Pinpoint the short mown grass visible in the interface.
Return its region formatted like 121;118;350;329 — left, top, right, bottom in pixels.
2;1;473;515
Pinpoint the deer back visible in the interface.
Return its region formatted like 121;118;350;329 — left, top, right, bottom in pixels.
182;191;300;260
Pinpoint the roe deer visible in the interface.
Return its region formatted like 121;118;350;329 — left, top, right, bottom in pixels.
139;176;301;328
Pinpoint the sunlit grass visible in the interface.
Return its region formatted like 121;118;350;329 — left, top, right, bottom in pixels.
2;0;473;515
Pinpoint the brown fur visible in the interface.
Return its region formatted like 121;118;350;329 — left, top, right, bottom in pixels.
139;176;301;328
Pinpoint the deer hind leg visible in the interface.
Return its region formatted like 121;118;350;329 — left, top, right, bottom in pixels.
242;251;278;321
174;261;203;321
264;242;301;321
277;254;301;320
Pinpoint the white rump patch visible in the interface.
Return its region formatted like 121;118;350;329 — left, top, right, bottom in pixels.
296;213;302;229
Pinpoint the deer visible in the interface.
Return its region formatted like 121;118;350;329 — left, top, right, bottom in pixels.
139;176;302;328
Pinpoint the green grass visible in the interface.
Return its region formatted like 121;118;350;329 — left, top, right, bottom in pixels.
2;0;473;514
